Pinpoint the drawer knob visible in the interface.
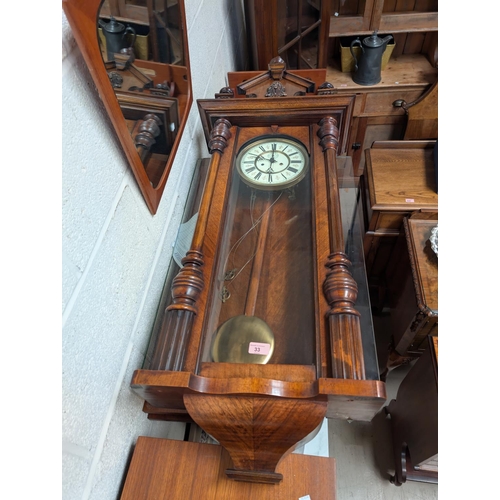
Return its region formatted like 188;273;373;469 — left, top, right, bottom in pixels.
393;99;409;113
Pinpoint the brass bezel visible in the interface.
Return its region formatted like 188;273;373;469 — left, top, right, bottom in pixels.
235;136;310;191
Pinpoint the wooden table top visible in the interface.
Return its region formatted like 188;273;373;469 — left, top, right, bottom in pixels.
404;216;438;313
365;141;438;211
120;437;337;500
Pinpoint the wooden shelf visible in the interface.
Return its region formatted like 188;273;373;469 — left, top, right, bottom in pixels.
120;437;338;499
329;15;438;37
326;54;437;90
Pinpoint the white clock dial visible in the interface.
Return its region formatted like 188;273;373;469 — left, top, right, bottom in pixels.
236;137;309;190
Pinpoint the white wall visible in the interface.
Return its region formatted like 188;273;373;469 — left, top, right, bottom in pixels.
62;2;248;498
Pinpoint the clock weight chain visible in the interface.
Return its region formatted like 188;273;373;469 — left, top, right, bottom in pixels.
220;189;284;303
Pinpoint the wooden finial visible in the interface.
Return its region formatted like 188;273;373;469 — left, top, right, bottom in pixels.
268;56;286;80
317;116;339;152
208;118;232;154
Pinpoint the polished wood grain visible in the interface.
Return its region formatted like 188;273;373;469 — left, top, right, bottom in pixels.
149;119;232;370
405;215;438;314
320;378;386;421
120;437;337;499
184;394;327;483
199;362;317;382
375;0;438;34
327;0;375;35
362;140;437;304
318;117;365;380
196;94;356;157
403;81;438;140
325;53;437;175
131;369;386;421
227;68;327;96
365;142;438;212
244;197;272;317
388;212;438;356
229;57;321;98
131;73;386;481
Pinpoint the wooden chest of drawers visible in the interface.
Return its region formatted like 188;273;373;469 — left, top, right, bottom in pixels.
362;140;437;308
387;213;438;355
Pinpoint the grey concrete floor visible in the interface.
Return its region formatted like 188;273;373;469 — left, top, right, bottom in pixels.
328;363;438;500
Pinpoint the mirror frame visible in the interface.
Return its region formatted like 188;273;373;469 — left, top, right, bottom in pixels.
63;0;192;214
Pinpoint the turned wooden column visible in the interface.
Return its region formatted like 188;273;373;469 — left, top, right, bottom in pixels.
317;117;366;380
133;113;162;162
150;119;232;371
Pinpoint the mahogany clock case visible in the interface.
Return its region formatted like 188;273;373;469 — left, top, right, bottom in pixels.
129;84;387;481
136;92;384;385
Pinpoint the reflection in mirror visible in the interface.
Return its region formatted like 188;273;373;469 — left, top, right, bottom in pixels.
62;0;192;214
97;0;188;189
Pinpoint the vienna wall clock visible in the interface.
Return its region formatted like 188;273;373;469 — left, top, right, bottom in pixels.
131;58;386;483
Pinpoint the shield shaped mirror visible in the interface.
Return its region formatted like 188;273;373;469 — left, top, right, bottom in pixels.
63;0;192;214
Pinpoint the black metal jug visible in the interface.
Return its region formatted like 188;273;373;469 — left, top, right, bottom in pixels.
99;17;136;62
350;31;393;86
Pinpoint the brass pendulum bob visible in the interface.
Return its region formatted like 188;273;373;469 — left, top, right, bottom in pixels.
211;194;275;364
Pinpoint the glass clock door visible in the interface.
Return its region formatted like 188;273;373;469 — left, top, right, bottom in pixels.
201;155;316;366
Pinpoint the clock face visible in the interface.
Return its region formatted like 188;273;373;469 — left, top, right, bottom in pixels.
236;137;309;190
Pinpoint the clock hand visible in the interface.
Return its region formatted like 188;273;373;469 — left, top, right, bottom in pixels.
269;144;277;164
248;153;264;162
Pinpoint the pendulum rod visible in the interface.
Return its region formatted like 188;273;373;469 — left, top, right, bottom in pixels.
244;193;273;316
210;192;276;365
